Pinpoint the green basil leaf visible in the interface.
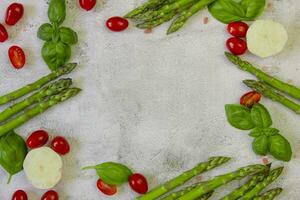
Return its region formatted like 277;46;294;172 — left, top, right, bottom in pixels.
225;104;255;130
0;130;27;183
59;27;78;45
249;127;264;138
42;41;71;71
263;128;279;136
269;134;292;162
208;0;246;24
48;0;66;25
251;103;272;128
241;0;266;19
252;135;268;155
37;23;54;41
84;162;132;185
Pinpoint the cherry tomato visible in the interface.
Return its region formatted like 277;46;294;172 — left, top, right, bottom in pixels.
26;130;49;149
79;0;96;11
8;46;26;69
5;3;24;26
226;37;247;55
106;16;129;32
227;22;249;37
41;190;59;200
11;190;28;200
129;173;148;194
97;179;117;196
0;23;8;42
51;136;70;155
240;91;261;108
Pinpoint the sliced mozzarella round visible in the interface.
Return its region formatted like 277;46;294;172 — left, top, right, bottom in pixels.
247;20;288;58
23;147;63;189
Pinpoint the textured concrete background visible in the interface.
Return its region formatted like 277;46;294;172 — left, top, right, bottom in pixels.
0;0;299;199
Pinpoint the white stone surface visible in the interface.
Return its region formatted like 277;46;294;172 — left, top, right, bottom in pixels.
0;0;299;199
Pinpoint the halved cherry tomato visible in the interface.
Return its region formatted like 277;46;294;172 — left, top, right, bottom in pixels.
11;190;28;200
0;24;8;42
41;190;59;200
79;0;96;11
226;37;247;55
97;179;117;196
5;3;24;26
8;46;26;69
26;130;49;149
106;16;129;32
51;136;70;155
129;173;148;194
240;91;261;108
227;22;249;37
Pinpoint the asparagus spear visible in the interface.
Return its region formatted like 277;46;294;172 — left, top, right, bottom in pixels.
243;80;300;115
178;164;269;200
0;79;72;123
238;167;283;200
162;185;213;200
0;88;81;136
253;188;283;200
135;0;197;21
124;0;168;18
225;52;300;100
0;63;77;106
221;172;268;200
167;0;216;34
136;156;230;200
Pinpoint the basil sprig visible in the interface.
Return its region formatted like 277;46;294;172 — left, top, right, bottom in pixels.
225;103;292;162
38;0;78;71
208;0;266;24
82;162;133;186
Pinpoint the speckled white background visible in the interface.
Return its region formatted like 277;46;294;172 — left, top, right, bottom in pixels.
0;0;299;199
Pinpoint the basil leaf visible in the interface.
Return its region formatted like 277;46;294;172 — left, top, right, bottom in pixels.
269;134;292;162
48;0;66;25
251;103;272;128
37;23;54;41
0;131;27;183
225;104;255;130
249;127;263;138
263;128;279;136
252;135;268;155
241;0;266;19
42;41;71;71
59;27;78;45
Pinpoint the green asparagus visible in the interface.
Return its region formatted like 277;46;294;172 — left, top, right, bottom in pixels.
167;0;216;34
0;79;72;123
125;0;168;18
221;172;268;200
135;0;196;21
253;188;282;200
225;52;300;100
243;80;300;115
136;156;230;200
178;164;268;200
162;185;213;200
0;63;77;106
0;88;81;136
239;167;283;200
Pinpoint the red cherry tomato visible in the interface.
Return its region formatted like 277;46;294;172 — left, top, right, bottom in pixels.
12;190;28;200
26;130;49;149
0;23;8;42
51;136;70;155
129;173;148;194
106;16;129;32
226;37;247;55
41;190;59;200
97;179;117;196
8;46;26;69
240;91;261;108
227;22;249;37
5;3;24;26
79;0;96;11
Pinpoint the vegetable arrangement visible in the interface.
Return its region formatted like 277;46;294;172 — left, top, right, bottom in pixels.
38;0;78;71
